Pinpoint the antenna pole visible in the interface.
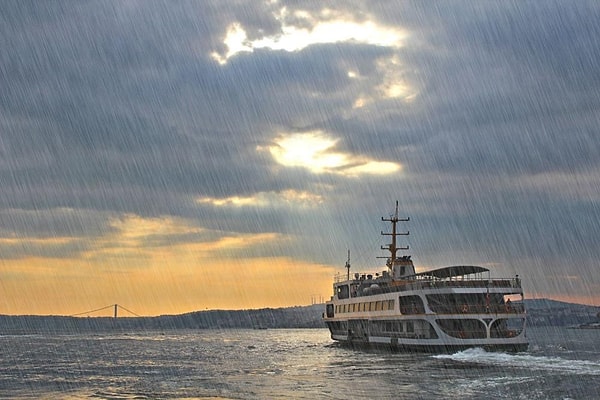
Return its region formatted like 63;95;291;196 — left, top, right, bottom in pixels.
379;201;409;268
345;250;351;280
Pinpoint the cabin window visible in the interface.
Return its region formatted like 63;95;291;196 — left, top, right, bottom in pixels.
399;295;425;314
326;304;334;318
375;301;382;311
436;319;486;339
490;318;524;338
367;320;437;339
337;285;350;299
427;293;492;314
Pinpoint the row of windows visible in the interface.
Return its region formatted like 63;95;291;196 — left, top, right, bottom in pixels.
372;320;415;333
335;299;395;314
327;319;436;338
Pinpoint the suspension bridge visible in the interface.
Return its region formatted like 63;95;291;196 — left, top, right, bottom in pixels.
70;304;142;318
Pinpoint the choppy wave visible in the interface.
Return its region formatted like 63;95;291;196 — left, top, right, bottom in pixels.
433;347;600;376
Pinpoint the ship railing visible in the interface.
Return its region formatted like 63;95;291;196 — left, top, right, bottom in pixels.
333;271;386;283
430;302;526;315
392;278;522;291
335;272;522;288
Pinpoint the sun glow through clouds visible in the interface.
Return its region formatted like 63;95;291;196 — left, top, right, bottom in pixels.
210;8;417;105
198;190;324;208
211;9;407;64
262;131;402;176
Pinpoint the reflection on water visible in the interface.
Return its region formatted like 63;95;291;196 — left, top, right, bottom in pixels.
0;327;598;399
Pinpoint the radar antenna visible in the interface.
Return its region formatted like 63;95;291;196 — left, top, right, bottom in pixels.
377;200;409;269
345;249;351;280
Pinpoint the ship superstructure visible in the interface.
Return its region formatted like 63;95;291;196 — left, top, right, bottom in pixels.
323;202;528;352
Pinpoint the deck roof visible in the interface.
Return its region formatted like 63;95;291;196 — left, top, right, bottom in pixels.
414;265;489;279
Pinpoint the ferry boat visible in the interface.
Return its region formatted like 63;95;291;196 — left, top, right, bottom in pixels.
323;202;528;352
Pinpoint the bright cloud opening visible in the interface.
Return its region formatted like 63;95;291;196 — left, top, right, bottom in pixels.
210;9;417;104
376;55;417;101
198;190;324;208
353;55;417;107
261;131;402;176
211;10;406;64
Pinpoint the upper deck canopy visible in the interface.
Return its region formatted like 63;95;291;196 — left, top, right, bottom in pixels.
413;265;489;279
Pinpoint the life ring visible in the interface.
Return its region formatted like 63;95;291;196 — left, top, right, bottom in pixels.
462;304;469;313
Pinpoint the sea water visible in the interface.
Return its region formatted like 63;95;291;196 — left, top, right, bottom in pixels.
0;327;598;399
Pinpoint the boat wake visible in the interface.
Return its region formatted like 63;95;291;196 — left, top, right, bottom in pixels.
433;348;600;376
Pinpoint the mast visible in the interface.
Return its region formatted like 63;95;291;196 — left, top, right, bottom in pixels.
378;201;409;269
345;249;351;280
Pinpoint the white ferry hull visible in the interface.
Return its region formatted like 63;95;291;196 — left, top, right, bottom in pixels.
329;330;528;353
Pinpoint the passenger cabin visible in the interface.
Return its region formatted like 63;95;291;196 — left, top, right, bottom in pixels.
333;256;416;300
389;256;415;279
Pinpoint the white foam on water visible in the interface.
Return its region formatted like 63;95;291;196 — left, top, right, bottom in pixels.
433;348;600;376
454;374;538;393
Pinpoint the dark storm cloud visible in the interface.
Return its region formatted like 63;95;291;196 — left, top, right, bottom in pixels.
1;0;395;219
282;1;600;179
0;1;269;213
387;1;600;175
3;0;598;191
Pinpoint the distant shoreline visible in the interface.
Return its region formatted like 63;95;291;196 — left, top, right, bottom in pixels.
0;304;326;334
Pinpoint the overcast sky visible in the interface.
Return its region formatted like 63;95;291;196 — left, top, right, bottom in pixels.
1;1;599;315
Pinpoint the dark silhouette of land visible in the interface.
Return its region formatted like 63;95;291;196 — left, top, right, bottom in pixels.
0;304;325;334
0;299;598;334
